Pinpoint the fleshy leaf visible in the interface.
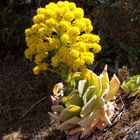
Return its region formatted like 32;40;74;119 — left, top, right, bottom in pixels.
51;105;64;114
48;112;59;120
121;75;140;97
80;95;97;117
70;72;82;86
68;89;79;98
78;80;87;96
82;69;99;87
101;65;109;94
121;82;134;93
93;97;104;111
68;94;83;107
80;117;99;139
63;90;79;107
121;83;131;93
57;116;81;131
78;110;100;128
128;89;140;97
98;74;103;97
69;127;83;135
53;82;63;94
106;74;120;101
83;86;95;104
91;71;100;88
98;107;111;125
60;105;81;121
61;96;68;103
101;83;110;100
71;72;81;80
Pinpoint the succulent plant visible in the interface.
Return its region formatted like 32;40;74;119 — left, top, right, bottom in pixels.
121;75;140;97
49;65;120;139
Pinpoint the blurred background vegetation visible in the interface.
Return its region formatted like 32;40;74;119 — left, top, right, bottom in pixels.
0;0;140;73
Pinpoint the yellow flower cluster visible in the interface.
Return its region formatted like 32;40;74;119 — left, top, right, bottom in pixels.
24;1;101;75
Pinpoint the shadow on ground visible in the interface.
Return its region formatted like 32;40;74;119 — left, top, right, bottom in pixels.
0;56;61;139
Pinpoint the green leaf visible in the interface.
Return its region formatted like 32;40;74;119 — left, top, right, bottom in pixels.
51;105;64;114
65;102;71;108
82;69;101;97
90;72;99;87
61;96;68;103
80;95;97;117
60;105;81;121
121;83;131;93
121;75;140;97
128;89;140;97
61;90;79;106
64;89;79;107
70;72;82;86
82;69;99;87
83;86;95;104
68;89;79;97
68;94;83;107
92;97;104;111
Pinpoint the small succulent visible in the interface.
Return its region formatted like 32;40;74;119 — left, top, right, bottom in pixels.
121;75;140;97
49;65;120;139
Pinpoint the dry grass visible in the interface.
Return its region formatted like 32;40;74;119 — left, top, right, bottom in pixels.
2;131;22;140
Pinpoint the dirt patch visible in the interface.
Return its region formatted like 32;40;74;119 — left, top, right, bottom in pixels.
0;56;61;139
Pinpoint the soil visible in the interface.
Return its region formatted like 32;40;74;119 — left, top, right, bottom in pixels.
0;57;140;140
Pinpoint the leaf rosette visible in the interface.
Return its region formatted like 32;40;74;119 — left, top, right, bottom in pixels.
121;75;140;97
49;65;120;139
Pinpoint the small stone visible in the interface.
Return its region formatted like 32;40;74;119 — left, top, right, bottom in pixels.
123;125;140;140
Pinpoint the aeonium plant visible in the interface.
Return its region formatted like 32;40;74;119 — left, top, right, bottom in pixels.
121;75;140;97
49;65;120;139
24;1;121;139
24;1;101;80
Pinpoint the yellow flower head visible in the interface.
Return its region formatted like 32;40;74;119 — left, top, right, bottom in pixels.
24;1;102;75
